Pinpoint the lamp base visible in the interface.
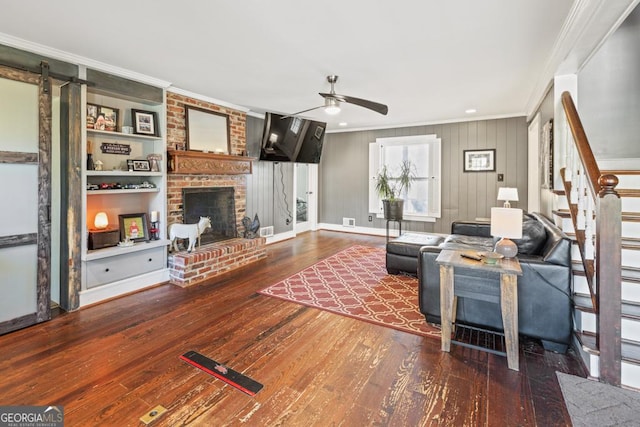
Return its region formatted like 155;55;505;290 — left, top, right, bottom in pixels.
494;237;518;258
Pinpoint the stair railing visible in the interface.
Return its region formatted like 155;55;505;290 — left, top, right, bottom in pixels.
560;91;622;386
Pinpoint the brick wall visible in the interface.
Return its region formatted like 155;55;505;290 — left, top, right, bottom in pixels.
166;91;262;284
166;91;246;154
165;91;248;228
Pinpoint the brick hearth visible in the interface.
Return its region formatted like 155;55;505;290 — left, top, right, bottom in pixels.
168;237;267;287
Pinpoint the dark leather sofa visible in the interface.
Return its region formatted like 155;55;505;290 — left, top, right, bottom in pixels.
417;212;573;353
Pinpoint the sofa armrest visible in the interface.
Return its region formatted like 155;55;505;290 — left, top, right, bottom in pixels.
451;221;492;237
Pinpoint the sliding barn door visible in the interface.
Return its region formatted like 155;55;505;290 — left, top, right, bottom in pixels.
0;65;51;334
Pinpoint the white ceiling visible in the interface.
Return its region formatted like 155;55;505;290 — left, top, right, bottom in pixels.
0;0;575;130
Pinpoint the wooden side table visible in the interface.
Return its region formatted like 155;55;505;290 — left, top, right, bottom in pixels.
436;249;523;371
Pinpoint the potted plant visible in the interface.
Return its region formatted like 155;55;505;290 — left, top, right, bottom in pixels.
374;160;415;220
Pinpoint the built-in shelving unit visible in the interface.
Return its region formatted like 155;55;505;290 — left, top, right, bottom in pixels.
79;69;169;307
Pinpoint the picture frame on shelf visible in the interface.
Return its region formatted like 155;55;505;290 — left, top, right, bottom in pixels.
132;109;159;136
99;106;119;132
86;103;99;130
130;159;151;172
463;149;496;172
118;213;149;242
87;103;119;132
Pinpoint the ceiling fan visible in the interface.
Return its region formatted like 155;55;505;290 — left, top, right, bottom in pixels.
290;75;389;117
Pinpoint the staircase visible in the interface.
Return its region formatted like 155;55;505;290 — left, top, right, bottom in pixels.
557;92;640;389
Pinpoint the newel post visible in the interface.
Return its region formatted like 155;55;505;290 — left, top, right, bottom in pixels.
596;174;622;386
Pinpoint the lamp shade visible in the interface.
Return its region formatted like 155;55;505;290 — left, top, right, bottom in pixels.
491;208;523;239
497;187;519;207
324;98;341;115
94;212;109;229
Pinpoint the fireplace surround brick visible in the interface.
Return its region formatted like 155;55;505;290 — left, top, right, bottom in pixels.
166;91;264;285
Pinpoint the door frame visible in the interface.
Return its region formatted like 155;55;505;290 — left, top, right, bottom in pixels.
0;64;52;334
294;163;318;234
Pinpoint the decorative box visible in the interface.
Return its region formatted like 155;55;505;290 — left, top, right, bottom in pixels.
88;228;120;250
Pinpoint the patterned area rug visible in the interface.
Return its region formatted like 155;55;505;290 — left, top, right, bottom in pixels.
259;245;440;339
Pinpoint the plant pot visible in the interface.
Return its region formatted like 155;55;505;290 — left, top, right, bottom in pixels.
382;199;404;220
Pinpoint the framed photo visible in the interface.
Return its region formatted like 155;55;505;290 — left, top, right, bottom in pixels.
132;109;159;136
131;159;151;172
99;106;119;132
463;149;496;172
86;103;99;129
185;105;230;154
87;104;119;132
118;213;149;242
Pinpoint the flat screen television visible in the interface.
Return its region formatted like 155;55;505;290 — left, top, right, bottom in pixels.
259;112;326;163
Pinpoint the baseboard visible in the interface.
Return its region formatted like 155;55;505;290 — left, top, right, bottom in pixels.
79;268;170;307
317;222;400;237
266;230;296;244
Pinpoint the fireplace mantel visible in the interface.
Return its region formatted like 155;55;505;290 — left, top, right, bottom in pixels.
167;150;254;175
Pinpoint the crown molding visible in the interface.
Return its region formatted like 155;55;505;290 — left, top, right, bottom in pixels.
524;0;640;117
0;32;172;89
325;112;525;134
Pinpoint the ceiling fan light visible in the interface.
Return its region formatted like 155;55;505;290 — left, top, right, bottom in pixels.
324;98;341;115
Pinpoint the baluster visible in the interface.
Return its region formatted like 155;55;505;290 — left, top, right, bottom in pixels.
584;193;595;259
570;151;579;203
565;120;573;182
576;167;586;230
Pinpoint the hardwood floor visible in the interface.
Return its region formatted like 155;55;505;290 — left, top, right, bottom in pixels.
0;230;586;426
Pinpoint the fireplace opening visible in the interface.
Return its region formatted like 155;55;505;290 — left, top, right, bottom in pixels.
182;187;237;245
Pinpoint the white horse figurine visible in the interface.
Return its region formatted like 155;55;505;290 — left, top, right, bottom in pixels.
169;216;212;253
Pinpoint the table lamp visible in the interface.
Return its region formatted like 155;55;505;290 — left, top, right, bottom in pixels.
497;187;519;208
491;207;522;258
94;212;109;229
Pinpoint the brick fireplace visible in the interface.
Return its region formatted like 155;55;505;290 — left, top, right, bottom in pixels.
166;91;266;287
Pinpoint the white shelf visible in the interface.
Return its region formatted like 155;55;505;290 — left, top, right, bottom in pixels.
87;188;160;195
86;171;163;177
83;239;170;261
87;129;161;141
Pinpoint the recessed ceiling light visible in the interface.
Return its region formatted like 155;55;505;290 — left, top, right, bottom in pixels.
465;108;477;114
339;122;348;126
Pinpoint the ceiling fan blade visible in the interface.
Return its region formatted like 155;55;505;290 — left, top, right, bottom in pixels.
319;93;388;115
283;105;325;118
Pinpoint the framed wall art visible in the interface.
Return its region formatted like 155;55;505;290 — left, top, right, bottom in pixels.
118;213;149;242
463;149;496;172
132;109;159;136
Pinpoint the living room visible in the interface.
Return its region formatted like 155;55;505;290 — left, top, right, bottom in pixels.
1;1;640;425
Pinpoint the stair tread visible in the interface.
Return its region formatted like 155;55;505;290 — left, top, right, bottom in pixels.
573;293;640;319
572;262;640;280
577;331;640;364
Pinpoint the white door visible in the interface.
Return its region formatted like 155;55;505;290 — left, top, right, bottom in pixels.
0;68;51;334
294;163;318;233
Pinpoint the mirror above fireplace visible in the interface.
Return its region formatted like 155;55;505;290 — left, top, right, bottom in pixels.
185;105;230;154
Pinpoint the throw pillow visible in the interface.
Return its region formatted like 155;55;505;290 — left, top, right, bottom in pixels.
514;214;547;255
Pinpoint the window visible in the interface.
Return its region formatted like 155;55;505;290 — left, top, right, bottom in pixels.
369;135;441;221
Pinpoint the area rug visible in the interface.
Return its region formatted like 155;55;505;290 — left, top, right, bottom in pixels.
258;245;440;339
557;372;640;426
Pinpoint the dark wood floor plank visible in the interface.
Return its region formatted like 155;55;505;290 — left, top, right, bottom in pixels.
0;230;586;426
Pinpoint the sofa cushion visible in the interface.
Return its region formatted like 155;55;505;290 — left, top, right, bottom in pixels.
514;213;547;255
442;234;495;252
386;233;447;258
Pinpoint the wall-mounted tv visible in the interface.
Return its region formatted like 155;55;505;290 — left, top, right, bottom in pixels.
259;112;326;164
